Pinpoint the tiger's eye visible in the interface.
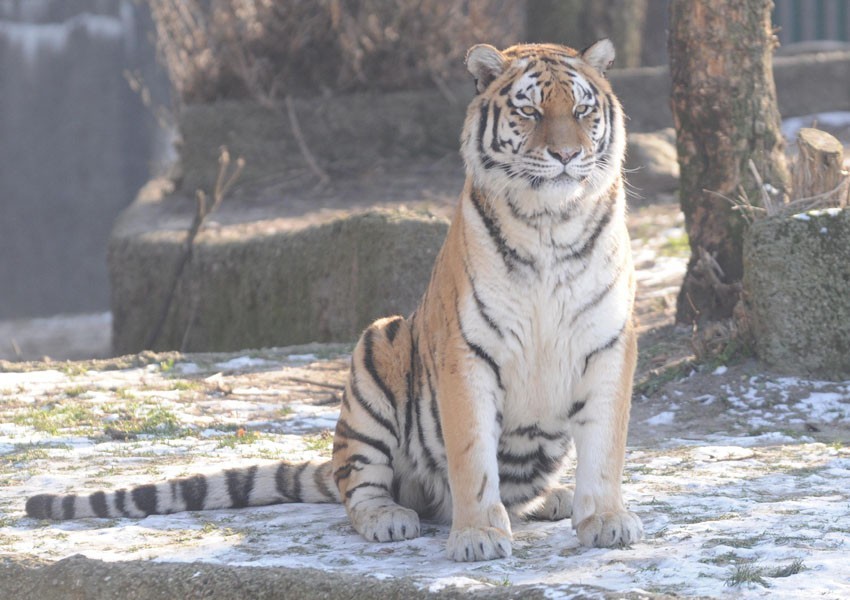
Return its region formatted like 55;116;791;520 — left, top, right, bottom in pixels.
519;106;540;119
574;104;593;118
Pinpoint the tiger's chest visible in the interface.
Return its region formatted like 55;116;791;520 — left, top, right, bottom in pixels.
471;216;630;428
496;278;586;427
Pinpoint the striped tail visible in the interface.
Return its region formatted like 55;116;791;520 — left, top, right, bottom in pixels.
25;460;340;520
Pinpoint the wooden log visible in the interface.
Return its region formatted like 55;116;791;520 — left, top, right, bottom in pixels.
792;127;846;205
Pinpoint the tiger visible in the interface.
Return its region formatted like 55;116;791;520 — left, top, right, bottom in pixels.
25;39;643;562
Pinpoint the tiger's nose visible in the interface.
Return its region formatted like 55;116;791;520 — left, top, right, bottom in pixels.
548;148;580;164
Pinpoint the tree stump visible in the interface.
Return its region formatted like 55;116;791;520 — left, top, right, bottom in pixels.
743;128;850;377
792;128;848;207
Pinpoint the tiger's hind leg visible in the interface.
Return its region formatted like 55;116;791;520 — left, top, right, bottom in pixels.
332;317;421;543
527;486;573;521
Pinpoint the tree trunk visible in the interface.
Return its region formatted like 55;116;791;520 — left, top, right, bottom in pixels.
669;0;790;324
526;0;647;68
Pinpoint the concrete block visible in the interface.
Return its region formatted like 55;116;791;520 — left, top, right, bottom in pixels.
743;208;850;377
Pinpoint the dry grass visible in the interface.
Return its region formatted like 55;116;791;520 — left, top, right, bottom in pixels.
725;159;850;224
149;0;523;103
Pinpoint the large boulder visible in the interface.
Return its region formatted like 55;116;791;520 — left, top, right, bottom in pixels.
625;128;679;199
743;208;850;377
109;180;448;355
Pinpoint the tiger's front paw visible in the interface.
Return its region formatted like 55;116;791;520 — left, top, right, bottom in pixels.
352;504;421;543
446;526;512;561
575;510;643;548
446;502;513;561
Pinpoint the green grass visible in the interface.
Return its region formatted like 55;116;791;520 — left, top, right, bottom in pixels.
725;560;806;588
304;431;334;453
170;380;201;391
61;364;88;377
701;337;754;370
659;231;690;257
13;403;99;434
0;515;19;528
64;385;89;398
6;445;51;461
113;388;137;400
704;534;765;549
769;559;805;578
217;429;261;448
701;551;742;567
726;564;769;588
106;403;185;438
634;360;695;397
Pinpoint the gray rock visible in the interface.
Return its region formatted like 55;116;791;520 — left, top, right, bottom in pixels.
109;180;448;355
743;208;850;377
625;128;679;199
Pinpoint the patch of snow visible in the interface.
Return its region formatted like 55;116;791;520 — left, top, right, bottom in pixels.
645;411;676;426
215;356;274;370
793;212;811;221
427;576;487;592
810;207;843;218
0;369;67;387
713;365;728;375
176;363;201;375
287;353;318;362
281;402;340;433
798;391;849;422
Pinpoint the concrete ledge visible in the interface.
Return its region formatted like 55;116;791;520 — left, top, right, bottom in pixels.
109;180;448;355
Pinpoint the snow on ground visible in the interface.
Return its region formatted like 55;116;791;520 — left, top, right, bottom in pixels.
1;355;849;598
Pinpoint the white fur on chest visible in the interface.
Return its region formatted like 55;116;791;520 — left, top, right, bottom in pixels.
460;190;631;429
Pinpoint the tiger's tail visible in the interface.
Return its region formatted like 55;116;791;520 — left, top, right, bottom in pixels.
25;460;340;520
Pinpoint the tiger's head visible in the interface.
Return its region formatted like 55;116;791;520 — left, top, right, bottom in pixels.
461;40;625;210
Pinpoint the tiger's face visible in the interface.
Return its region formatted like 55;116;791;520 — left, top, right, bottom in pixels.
461;41;624;205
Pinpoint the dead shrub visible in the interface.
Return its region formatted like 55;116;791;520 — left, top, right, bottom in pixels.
149;0;523;103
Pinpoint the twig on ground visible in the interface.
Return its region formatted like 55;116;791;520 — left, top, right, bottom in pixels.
283;376;346;391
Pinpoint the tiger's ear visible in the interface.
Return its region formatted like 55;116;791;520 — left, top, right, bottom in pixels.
581;39;615;75
466;44;506;93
